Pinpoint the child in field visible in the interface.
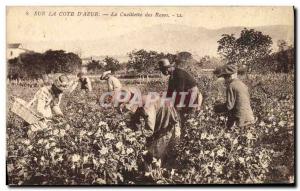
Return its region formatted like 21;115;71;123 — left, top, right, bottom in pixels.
213;64;255;128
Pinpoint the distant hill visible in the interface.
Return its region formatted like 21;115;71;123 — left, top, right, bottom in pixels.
21;24;293;59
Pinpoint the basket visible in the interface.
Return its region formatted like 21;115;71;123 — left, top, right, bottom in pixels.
11;97;42;124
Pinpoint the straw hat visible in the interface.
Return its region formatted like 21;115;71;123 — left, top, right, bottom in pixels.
53;75;70;91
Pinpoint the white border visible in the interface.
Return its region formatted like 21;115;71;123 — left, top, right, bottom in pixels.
1;0;298;6
1;0;298;191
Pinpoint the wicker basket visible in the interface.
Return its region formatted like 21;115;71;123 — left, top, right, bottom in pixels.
11;97;42;124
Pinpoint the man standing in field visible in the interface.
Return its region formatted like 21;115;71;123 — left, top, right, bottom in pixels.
156;58;202;119
70;72;92;93
213;64;255;128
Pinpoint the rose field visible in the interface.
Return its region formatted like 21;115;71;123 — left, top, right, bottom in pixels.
6;73;295;185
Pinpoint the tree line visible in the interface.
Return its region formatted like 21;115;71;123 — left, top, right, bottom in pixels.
8;50;81;79
7;28;294;80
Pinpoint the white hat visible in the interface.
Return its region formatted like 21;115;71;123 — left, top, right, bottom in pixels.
100;71;112;80
155;58;174;70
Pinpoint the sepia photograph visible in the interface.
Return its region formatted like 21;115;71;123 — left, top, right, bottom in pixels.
6;6;295;185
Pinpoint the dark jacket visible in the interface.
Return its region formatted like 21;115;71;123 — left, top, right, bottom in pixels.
167;68;198;108
167;68;197;93
79;77;88;90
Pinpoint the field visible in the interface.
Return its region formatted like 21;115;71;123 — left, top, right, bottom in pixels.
6;73;295;185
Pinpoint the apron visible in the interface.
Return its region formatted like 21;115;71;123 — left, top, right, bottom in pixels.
147;105;181;164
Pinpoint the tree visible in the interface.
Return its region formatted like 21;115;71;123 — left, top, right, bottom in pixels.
127;49;176;76
217;28;272;72
173;52;203;77
217;34;237;62
275;41;294;73
252;41;294;74
43;50;81;73
176;51;193;62
17;52;46;79
7;57;26;79
199;55;222;69
86;60;104;74
103;56;121;73
7;49;81;79
175;51;195;67
127;50;157;75
277;40;288;52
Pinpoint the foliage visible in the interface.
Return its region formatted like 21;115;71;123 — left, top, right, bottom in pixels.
103;56;122;73
8;58;28;79
176;51;193;62
256;42;294;74
274;41;294;73
217;28;272;72
7;73;294;185
127;49;176;75
198;55;222;69
86;60;104;74
43;50;81;74
7;50;81;80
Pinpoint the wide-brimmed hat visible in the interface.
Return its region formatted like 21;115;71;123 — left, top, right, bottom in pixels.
53;75;70;91
155;59;174;70
100;71;112;80
213;64;237;78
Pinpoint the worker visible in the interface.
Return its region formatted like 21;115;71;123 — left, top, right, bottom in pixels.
121;93;181;167
27;74;70;134
156;58;203;124
100;70;122;92
69;72;92;93
213;64;255;128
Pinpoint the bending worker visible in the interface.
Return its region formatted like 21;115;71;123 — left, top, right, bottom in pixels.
118;91;181;167
100;70;122;92
27;75;70;133
70;72;92;93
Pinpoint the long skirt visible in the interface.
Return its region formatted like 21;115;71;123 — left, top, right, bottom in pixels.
147;123;180;161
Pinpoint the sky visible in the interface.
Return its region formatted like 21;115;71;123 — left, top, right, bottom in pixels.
6;6;294;56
